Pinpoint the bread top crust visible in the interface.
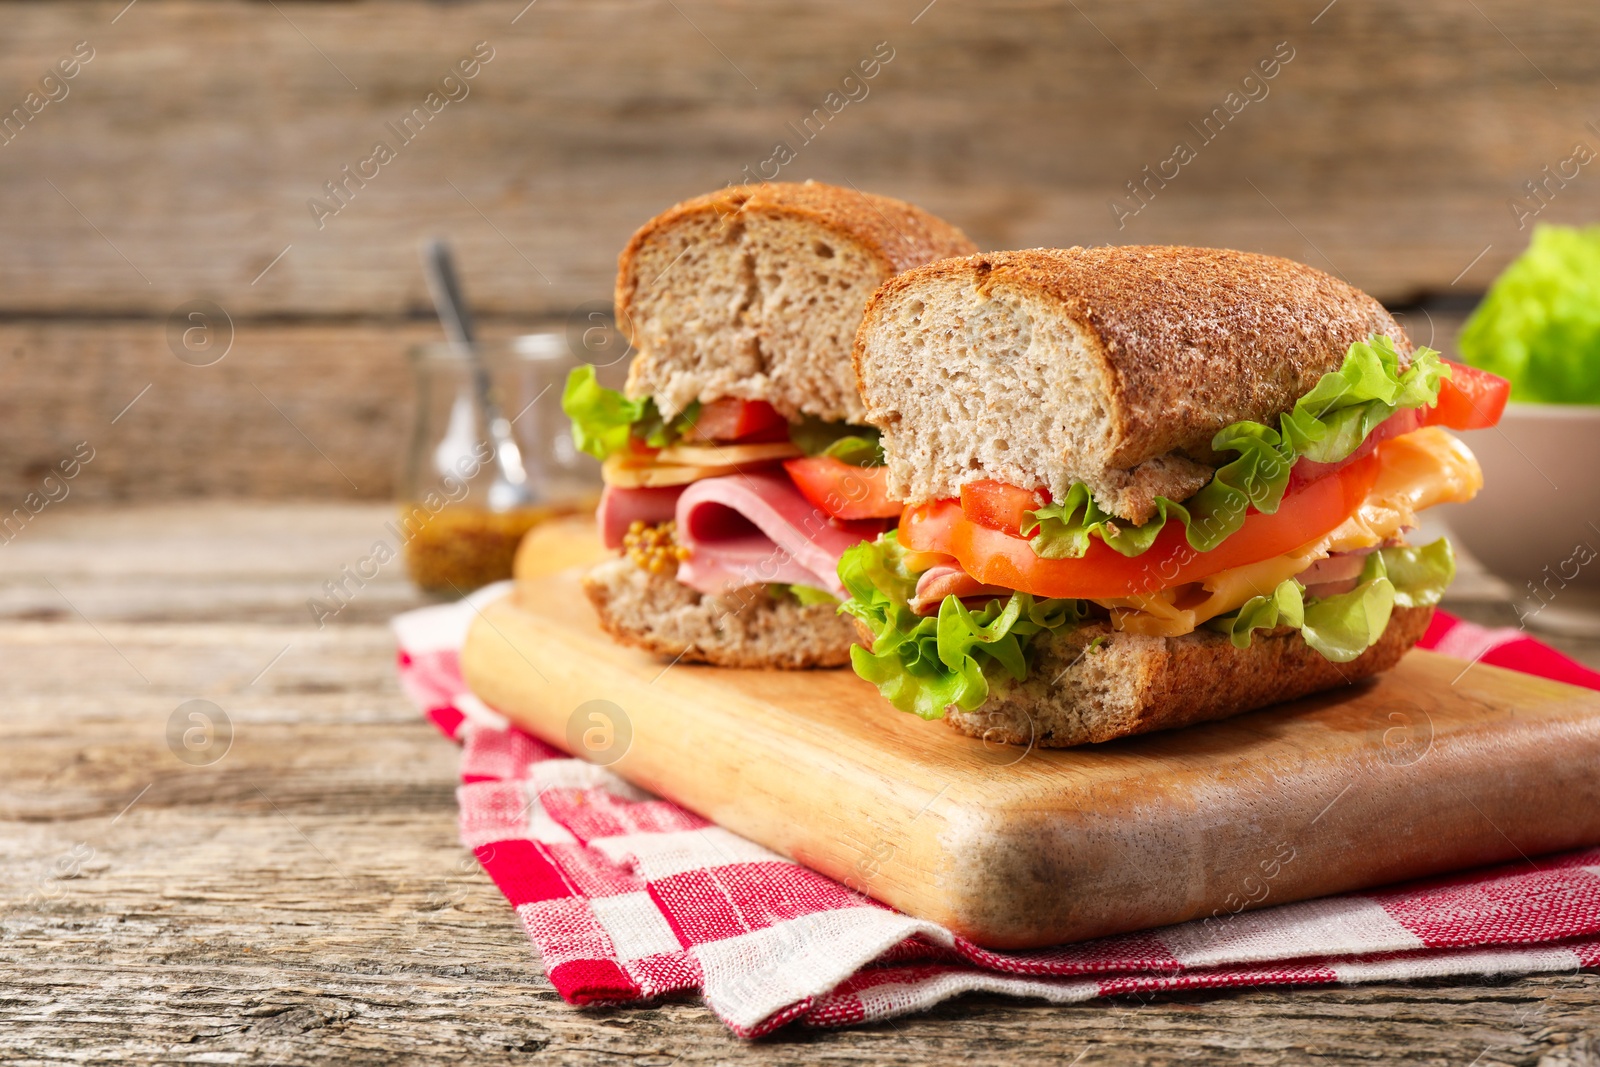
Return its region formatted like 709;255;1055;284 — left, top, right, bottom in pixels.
615;180;977;340
856;245;1410;475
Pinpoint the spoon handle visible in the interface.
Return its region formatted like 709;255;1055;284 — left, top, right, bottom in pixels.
421;238;477;347
419;238;535;508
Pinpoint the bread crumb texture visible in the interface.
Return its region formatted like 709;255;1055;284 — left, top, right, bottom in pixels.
619;181;976;423
580;556;858;669
945;604;1435;747
854;245;1409;522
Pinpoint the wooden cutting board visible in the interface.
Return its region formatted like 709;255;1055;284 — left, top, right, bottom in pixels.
460;571;1600;949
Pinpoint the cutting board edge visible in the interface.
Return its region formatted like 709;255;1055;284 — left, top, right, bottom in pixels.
459;579;1600;949
915;723;1600;946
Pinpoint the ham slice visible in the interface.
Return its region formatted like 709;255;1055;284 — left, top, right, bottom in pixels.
597;485;684;549
1298;542;1391;599
674;471;878;598
910;563;1014;614
675;535;825;594
1297;553;1368;598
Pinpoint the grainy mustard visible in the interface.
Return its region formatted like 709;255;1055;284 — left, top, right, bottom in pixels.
622;519;690;576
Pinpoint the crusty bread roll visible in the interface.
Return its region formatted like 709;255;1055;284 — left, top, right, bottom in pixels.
853;246;1409;523
593;182;973;671
581;557;856;669
619;180;977;424
942;605;1435;748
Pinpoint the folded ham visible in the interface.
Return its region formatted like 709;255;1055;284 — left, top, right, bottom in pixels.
597;485;684;549
674;534;826;595
674;471;879;598
909;563;1014;614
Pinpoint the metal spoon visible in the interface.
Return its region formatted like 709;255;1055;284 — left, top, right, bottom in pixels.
419;238;536;511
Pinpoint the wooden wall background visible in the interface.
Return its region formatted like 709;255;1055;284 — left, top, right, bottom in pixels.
3;0;1598;501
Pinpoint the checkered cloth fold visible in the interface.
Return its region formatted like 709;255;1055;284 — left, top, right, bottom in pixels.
393;584;1600;1037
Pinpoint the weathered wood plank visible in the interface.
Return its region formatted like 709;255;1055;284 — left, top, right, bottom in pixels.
1;504;1597;1063
0;319;559;504
0;507;438;638
2;0;1599;317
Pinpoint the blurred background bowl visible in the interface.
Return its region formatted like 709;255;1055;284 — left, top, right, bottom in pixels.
1446;404;1600;636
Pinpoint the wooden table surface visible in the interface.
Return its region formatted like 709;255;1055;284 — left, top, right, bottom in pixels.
4;503;1597;1066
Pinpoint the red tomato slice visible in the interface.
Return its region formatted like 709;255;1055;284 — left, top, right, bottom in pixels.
959;480;1049;537
783;456;902;520
624;437;660;459
900;451;1382;600
1423;362;1509;431
685;398;790;443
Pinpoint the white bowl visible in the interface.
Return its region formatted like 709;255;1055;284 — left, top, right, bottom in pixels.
1445;403;1600;635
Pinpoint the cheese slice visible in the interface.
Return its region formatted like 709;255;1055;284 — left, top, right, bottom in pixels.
601;441;802;487
1101;427;1482;638
601;453;743;487
653;441;801;466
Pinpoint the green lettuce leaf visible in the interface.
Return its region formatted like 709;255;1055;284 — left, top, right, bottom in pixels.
1300;570;1396;663
1021;484;1110;559
561;365;698;460
1208;538;1455;662
634;399;700;450
789;416;885;467
1278;334;1448;462
839;532;1088;719
1026;487;1195;559
1378;538;1457;608
1177;422;1290;551
1458;224;1600;404
1221;577;1306;646
770;583;841;607
821;435;886;467
562;365;643;460
1024;337;1448;559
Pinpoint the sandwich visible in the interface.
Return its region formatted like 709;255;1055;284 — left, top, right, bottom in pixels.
562;181;977;668
838;246;1510;745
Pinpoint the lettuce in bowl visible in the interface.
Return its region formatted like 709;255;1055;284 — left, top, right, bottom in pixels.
1458;224;1600;404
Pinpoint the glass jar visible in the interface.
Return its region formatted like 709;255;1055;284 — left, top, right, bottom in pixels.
399;335;602;594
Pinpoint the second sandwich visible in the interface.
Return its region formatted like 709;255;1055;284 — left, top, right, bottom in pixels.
563;180;976;668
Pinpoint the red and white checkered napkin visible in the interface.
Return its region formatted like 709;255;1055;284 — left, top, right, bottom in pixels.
393;585;1600;1038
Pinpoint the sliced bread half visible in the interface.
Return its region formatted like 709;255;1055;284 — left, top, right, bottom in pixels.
853;246;1409;523
619;180;976;423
